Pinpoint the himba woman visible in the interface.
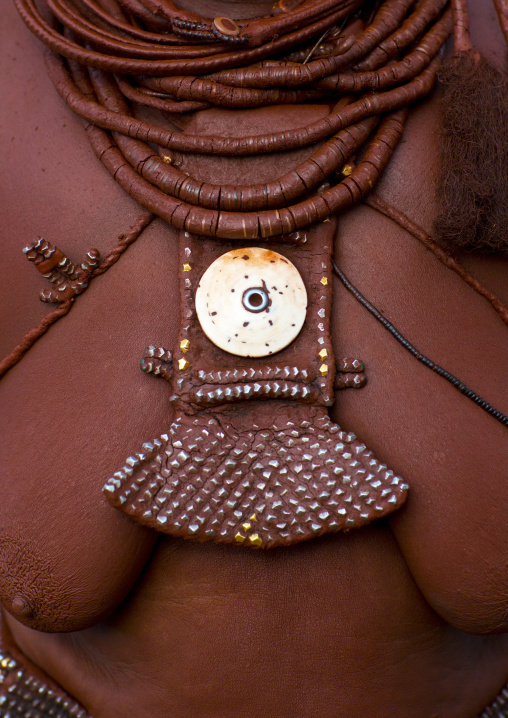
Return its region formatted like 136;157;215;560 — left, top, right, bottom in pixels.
0;0;508;715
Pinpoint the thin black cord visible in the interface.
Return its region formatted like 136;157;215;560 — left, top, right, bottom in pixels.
332;260;508;428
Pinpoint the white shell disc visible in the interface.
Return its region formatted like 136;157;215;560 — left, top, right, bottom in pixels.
195;247;307;357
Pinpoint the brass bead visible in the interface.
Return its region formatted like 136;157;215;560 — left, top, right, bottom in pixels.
320;277;328;286
178;358;189;371
318;348;328;360
319;363;329;376
180;339;190;352
235;532;246;543
183;263;191;272
248;533;262;547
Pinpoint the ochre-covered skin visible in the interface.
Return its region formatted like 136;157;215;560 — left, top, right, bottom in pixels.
1;0;508;716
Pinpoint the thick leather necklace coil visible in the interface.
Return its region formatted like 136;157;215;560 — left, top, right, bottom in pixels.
15;0;457;547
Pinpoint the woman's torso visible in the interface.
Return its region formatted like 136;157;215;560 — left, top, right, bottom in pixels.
1;1;508;715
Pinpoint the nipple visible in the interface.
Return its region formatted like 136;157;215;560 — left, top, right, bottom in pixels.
11;595;33;619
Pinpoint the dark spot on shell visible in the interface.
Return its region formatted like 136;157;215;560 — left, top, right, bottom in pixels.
243;255;249;260
269;320;273;326
231;288;235;292
244;275;249;279
281;259;288;264
243;321;249;327
211;311;217;316
270;260;275;263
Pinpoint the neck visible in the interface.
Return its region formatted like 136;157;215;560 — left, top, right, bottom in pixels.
174;0;280;20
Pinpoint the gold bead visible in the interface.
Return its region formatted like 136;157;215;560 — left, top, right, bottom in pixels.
342;164;353;176
162;155;172;164
180;339;190;353
183;263;191;272
320;277;328;286
318;348;328;360
235;533;246;543
248;533;262;547
212;16;240;36
319;363;329;376
249;513;257;522
178;358;189;371
242;522;252;531
0;658;11;668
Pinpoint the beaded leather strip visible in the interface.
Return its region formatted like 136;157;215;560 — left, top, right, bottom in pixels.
0;619;90;718
157;0;363;47
480;683;508;718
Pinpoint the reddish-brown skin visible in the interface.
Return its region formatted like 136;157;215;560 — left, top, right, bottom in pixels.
1;0;508;716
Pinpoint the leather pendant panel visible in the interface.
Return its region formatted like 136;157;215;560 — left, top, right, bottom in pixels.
104;222;409;547
104;405;407;548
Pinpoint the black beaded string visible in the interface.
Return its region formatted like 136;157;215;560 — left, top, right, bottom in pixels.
332;260;508;428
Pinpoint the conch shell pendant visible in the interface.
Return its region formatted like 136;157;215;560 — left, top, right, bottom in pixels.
104;222;408;548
